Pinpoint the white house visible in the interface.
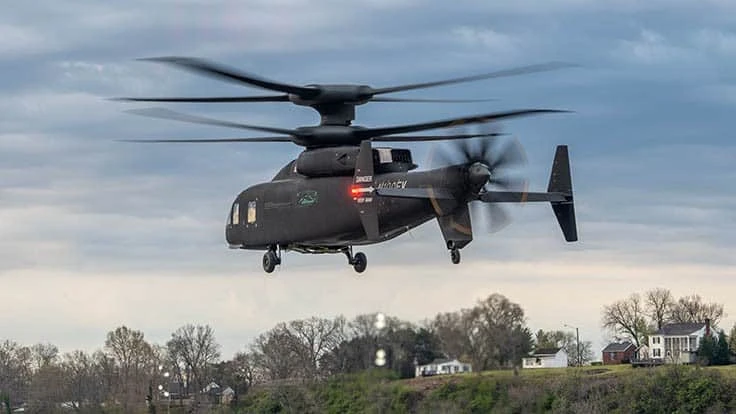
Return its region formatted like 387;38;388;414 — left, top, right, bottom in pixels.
522;347;568;369
648;320;712;364
415;358;472;377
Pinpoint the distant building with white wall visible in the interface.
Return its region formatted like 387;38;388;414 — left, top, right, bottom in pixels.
522;347;568;368
648;319;712;364
415;358;472;377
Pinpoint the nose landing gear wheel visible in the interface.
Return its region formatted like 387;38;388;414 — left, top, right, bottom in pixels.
450;248;461;264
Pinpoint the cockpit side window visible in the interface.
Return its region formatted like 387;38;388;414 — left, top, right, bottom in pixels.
231;202;240;225
247;201;257;224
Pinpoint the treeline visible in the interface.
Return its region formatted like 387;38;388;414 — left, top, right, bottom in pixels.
0;292;589;413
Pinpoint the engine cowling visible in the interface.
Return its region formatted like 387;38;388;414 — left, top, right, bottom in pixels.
295;146;360;177
294;146;418;177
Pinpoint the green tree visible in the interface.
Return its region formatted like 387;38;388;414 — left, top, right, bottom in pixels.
729;323;736;356
697;334;716;365
714;330;731;366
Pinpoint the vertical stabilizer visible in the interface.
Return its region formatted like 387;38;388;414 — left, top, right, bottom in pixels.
547;145;578;242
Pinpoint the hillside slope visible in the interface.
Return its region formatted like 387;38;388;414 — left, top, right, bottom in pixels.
236;364;736;413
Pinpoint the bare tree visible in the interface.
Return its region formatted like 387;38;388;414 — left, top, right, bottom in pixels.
286;316;346;379
432;310;475;362
250;316;347;381
104;326;155;411
62;350;105;411
645;288;675;330
535;330;575;350
250;324;303;382
601;293;650;347
468;293;533;370
431;294;532;371
0;341;32;410
27;360;65;412
167;324;221;399
668;294;725;328
30;343;59;372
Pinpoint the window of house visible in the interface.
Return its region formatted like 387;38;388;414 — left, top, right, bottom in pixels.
609;352;616;360
247;201;256;224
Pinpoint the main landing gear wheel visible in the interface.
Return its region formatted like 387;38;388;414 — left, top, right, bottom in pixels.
343;247;367;273
450;248;461;264
262;247;282;273
352;252;367;273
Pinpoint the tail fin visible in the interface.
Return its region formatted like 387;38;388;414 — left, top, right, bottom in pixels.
547;145;578;242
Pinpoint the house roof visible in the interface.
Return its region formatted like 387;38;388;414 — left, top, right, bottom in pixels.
653;323;706;336
531;347;562;356
602;342;635;352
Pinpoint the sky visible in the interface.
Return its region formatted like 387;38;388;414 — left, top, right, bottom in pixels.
1;0;735;361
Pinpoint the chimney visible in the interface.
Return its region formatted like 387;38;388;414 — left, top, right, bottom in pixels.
705;318;711;337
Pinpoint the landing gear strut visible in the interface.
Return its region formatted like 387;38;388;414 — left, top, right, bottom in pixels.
343;247;367;273
262;245;282;273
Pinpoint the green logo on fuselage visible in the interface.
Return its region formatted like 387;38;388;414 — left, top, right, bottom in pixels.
297;190;318;206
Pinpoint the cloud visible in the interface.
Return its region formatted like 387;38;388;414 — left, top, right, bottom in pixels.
612;30;693;65
692;29;736;55
0;24;54;57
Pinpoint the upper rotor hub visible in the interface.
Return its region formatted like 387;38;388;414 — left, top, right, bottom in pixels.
289;85;374;106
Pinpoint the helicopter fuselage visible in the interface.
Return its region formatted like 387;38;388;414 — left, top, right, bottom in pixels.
225;165;466;252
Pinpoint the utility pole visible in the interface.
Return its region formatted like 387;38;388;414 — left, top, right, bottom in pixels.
565;324;581;367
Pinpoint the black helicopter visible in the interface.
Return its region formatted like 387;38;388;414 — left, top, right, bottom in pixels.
116;57;578;273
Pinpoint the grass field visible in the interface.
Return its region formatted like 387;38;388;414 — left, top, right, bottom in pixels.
403;363;736;392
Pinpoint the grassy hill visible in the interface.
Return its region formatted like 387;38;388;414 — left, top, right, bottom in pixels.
235;364;736;414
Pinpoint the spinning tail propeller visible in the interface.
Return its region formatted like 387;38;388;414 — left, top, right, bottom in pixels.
429;133;529;233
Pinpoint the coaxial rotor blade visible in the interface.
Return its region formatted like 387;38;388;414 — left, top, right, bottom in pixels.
138;56;320;97
124;107;298;136
117;136;294;143
354;109;570;139
111;95;290;103
372;132;506;142
371;61;578;95
371;97;496;103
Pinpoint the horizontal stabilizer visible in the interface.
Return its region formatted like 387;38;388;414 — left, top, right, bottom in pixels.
375;187;455;200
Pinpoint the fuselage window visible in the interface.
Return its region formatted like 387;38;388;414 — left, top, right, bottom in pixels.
247;201;257;224
231;202;240;225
